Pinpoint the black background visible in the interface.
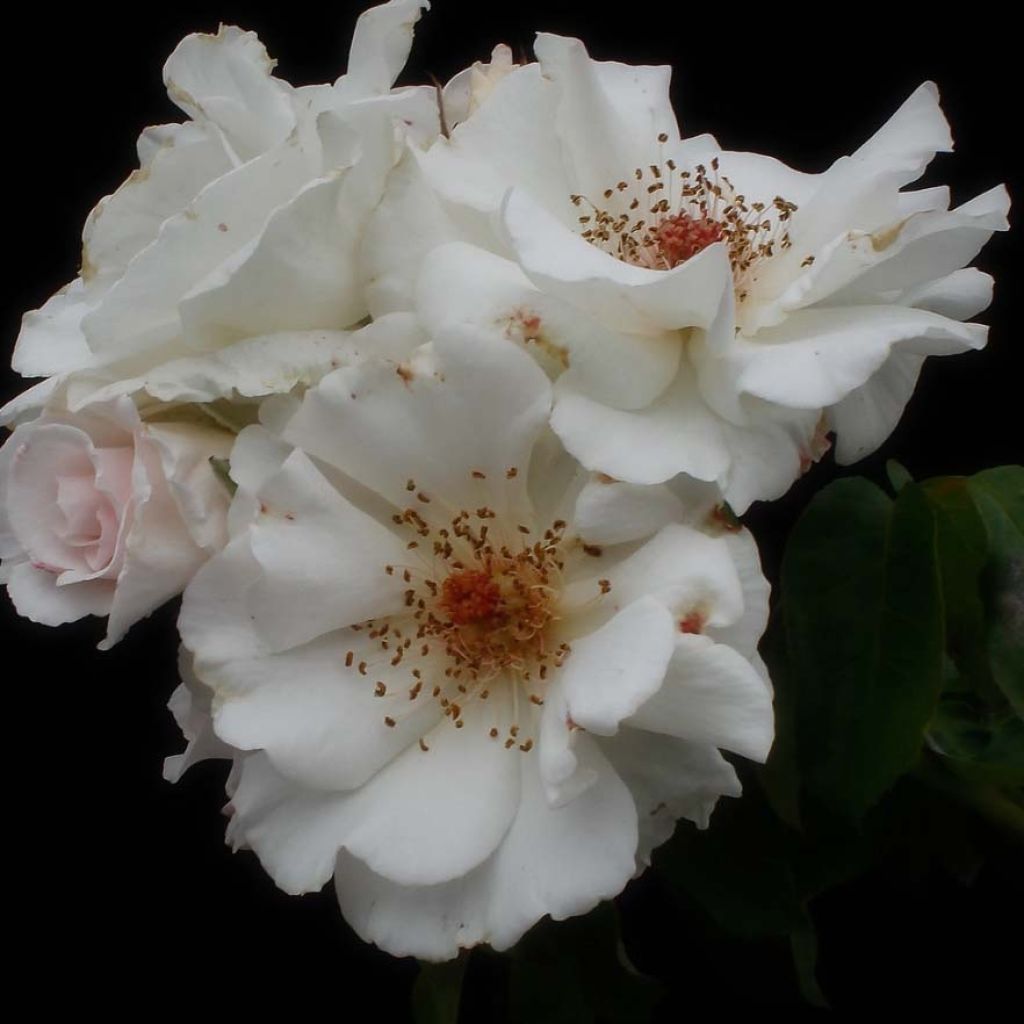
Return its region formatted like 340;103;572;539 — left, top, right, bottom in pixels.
3;1;1020;1015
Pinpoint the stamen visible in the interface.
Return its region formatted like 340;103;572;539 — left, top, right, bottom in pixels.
576;138;797;304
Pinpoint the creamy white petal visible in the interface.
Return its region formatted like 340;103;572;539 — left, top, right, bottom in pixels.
179;174;366;350
706;529;771;663
600;728;741;862
163;26;296;161
551;363;730;488
229;699;521;891
0;379;61;427
82;122;232;285
12;280;97;377
559;596;677;736
715;404;818;514
419;63;572;221
284;326;551;518
338;0;430;99
628;634;774;762
361;148;460;316
573;478;686;547
179;534;269;664
415;242;680;409
898;266;994;321
82;136;316;358
5;560;113;626
332;736;637;959
148;421;231;551
101;443;208;649
533;33;677;203
538;680;597;807
827;349;925;464
227;424;292;497
207;633;441;790
246;450;409;651
502;188;730;334
567;524;744;629
781;185;1009;311
732;306;986;409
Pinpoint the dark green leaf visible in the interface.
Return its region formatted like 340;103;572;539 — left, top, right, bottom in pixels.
413;956;468;1024
886;459;913;493
782;479;944;820
967;467;1024;716
656;779;804;937
209;456;238;497
758;620;802;829
509;903;658;1024
922;476;992;689
929;695;1024;787
789;912;828;1009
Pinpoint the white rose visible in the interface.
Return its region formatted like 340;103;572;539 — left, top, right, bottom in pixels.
361;34;1007;510
0;398;231;647
4;1;436;424
175;316;773;960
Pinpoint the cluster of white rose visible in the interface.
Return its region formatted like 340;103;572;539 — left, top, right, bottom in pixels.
1;1;1007;960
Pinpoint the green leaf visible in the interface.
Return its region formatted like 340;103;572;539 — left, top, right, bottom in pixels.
413;956;468;1024
782;478;945;820
209;456;238;497
886;459;914;493
922;477;992;689
967;466;1024;716
656;778;804;937
789;912;828;1008
929;695;1024;787
758;620;802;829
509;903;659;1024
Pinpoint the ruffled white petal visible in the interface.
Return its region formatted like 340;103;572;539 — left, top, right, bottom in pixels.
227;697;521;892
5;560;113;625
205;633;441;790
332;736;637;959
559;596;677;736
338;0;430;100
501;188;730;335
163;26;296;161
627;634;774;762
732;305;986;410
415;242;680;408
245;450;409;651
284;325;551;518
599;728;741;863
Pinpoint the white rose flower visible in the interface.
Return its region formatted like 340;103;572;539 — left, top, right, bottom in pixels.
5;0;436;423
0;398;230;647
361;34;1007;510
176;316;773;960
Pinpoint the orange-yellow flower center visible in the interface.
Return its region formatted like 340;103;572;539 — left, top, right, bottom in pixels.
344;470;606;753
440;569;503;625
572;141;798;301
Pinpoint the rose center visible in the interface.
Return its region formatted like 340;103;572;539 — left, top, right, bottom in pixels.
654;213;724;267
440;569;503;625
347;471;575;751
572;143;797;301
